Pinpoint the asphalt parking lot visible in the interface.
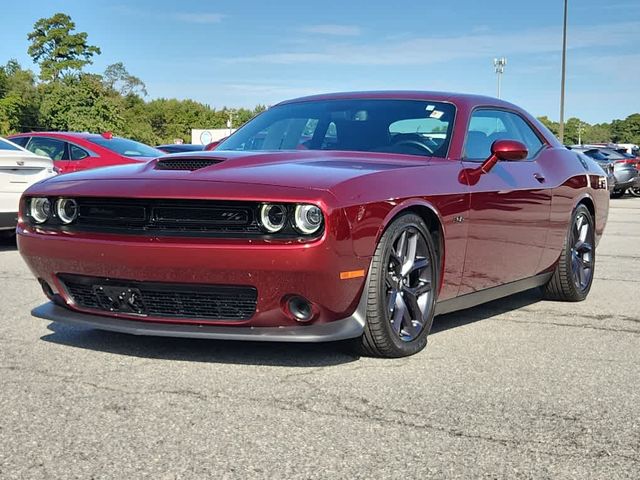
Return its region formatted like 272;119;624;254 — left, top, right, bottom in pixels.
0;199;638;479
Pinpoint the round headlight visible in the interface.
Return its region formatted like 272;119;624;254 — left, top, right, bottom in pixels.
30;197;51;224
293;204;323;235
260;204;287;233
56;198;78;224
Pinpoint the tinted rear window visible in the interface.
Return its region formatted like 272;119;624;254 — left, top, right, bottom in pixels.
88;137;163;158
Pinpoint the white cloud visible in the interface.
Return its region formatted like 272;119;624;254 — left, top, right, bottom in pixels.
175;13;225;24
299;24;362;36
227;21;640;66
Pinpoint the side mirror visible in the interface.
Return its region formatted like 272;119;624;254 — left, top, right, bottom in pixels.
480;139;528;173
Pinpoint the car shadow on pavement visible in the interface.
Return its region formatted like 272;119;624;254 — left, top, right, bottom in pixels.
41;322;360;367
40;288;543;366
431;287;543;334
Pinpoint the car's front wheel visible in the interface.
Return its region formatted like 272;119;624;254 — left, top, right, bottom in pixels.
543;204;595;301
628;186;640;198
357;213;438;358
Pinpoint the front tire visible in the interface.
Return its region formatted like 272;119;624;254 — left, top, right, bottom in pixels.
628;187;640;198
357;213;438;358
543;205;595;301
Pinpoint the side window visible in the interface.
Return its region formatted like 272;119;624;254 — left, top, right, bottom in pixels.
321;122;337;149
9;137;30;148
508;114;544;158
26;137;67;161
70;144;90;160
464;110;544;160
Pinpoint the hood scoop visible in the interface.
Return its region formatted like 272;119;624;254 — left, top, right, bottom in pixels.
155;157;224;171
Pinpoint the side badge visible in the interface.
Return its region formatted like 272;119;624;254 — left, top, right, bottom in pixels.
453;216;464;224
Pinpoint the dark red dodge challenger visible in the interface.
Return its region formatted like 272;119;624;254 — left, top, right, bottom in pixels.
18;92;609;357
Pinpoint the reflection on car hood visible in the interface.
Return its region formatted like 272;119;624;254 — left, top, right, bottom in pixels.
42;150;430;190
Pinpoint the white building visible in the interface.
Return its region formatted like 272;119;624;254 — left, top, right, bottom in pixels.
191;128;237;145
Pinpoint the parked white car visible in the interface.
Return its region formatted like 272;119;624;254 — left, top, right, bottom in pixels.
0;137;56;237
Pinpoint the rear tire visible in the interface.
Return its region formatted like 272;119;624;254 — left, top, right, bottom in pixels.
356;213;438;358
543;205;595;302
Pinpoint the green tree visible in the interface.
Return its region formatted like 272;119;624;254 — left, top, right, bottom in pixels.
583;123;611;144
537;116;559;137
39;74;122;132
611;114;640;145
103;62;147;97
562;117;585;145
0;60;40;134
27;13;101;81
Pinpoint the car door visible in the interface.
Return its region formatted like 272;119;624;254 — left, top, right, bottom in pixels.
25;137;70;173
66;143;93;172
459;108;552;294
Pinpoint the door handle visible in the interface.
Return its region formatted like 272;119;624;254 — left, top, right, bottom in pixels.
534;173;546;183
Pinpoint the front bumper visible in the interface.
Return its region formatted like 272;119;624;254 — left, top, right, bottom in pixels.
32;301;366;342
18;225;370;332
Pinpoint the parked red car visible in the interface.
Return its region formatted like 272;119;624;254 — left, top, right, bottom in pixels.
203;136;227;151
18;91;609;357
8;132;164;174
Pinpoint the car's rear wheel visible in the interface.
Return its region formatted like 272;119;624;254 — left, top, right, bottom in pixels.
610;189;626;198
357;213;438;358
628;187;640;198
543;204;595;302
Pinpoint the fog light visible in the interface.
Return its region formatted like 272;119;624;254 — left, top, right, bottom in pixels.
287;296;314;323
38;279;54;299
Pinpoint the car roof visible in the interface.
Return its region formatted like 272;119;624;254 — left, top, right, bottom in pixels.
10;131;111;140
277;90;519;110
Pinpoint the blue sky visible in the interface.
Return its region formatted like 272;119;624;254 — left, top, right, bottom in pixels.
1;0;638;123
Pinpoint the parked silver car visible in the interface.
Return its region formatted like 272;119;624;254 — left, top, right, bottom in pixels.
571;146;639;198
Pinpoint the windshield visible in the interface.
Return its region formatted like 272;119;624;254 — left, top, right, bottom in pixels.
583;149;608;161
88;137;164;158
599;148;627;160
218;99;456;158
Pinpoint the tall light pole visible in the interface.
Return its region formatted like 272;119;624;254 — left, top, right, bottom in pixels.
226;109;235;136
494;57;507;99
558;0;569;143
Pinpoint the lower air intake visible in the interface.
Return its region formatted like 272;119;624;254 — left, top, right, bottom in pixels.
58;274;257;322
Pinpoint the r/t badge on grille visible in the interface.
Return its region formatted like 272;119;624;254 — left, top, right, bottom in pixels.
93;285;147;315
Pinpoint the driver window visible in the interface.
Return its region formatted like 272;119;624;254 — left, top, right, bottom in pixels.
465;110;543;160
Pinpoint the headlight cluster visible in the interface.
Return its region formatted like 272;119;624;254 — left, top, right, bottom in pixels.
259;203;324;235
28;197;79;225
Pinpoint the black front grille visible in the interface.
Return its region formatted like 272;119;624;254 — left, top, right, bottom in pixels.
155;158;223;171
71;198;262;236
59;274;257;321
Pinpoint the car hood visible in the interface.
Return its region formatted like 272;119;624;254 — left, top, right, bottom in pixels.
42;150;430;191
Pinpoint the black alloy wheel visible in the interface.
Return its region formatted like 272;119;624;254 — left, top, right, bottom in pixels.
543;204;595;301
357;213;438;357
569;210;595;292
